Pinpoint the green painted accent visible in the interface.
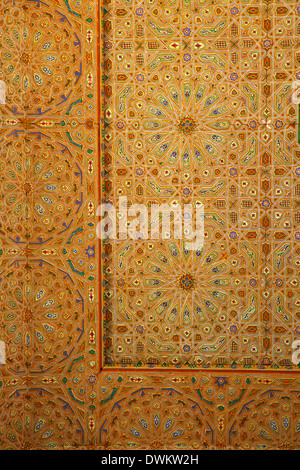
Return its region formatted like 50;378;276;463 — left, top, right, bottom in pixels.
67;387;85;405
66;227;84;245
67;355;85;373
66;98;83;116
64;0;82;17
65;131;83;149
100;387;118;405
229;388;246;406
67;259;84;276
196;388;213;405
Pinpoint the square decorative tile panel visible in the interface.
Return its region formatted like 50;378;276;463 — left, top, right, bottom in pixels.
101;0;300;369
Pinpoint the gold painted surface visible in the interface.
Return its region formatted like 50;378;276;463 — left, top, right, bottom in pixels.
0;0;300;450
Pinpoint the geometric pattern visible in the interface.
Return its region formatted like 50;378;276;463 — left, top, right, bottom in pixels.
103;0;300;369
1;0;300;450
